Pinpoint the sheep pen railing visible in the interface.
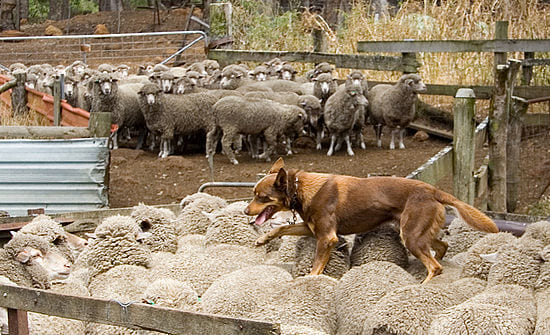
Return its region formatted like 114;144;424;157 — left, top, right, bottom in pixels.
0;283;280;335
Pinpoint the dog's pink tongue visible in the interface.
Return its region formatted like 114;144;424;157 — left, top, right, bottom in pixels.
255;211;268;226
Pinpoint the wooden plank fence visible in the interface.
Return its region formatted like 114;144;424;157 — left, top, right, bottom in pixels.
0;284;280;335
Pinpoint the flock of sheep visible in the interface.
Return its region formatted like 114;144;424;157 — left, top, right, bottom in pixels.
0;192;549;335
4;58;427;163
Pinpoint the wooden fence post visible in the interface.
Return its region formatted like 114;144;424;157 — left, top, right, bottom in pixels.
11;72;28;117
312;28;326;53
506;96;529;212
53;77;62;126
8;308;29;335
521;52;534;85
488;58;521;212
453;88;476;205
88;112;112;138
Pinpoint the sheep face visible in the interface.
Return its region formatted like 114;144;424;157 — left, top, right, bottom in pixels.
161;79;173;93
402;74;427;94
184;71;203;87
314;73;336;95
64;81;75;98
139;84;162;105
250;66;268;81
345;82;368;107
348;71;365;86
15;246;71;281
220;70;244;90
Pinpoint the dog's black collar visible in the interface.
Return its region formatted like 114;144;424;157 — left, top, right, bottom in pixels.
287;175;302;222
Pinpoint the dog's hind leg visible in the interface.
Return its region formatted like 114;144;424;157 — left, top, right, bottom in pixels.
310;232;339;275
255;222;313;246
400;198;445;283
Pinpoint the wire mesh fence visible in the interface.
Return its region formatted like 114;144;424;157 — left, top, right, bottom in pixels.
0;31;207;68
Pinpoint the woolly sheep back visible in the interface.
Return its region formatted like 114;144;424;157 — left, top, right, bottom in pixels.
521;220;550;245
204;201;260;247
141;278;201;311
88;264;152;300
350;224;409;268
441;218;488;257
292;236;350;279
333;261;417;335
180;192;228;211
487;236;544;288
428;284;536;335
361;277;486;335
253;274;338;334
201;265;292;318
130;204;178;253
460;232;517;280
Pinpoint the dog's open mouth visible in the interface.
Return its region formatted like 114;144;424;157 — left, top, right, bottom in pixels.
255;205;277;226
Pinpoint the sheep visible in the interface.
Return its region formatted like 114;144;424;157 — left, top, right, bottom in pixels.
85;215;152;278
291;236;350;279
277;63;297;81
183;70;204;87
207;95;305;164
249;65;269;81
332;261;417;335
201;265;292;318
313;62;334;78
240;79;305;95
150;243;265;296
179;192;228;211
252;274;338;334
173;194;228;236
345;70;370;149
130;203;178;253
115;64;130;78
313;73;338;107
521;220;550;245
440;217;488;258
19;214;87;263
458;231;517;280
350;223;409;269
244;90;300;106
537;245;550;290
9;62;26;73
97;63;116;74
535;288;550;335
219;64;252;90
362;277;486;335
368;73;427;149
0;232;71;289
264;57;285;78
487;236;544;289
298;94;323;146
90;73;147;150
324;81;368;156
137;83;220;158
203;201;261;247
141;277;201;311
159;71;177;93
428;284;536;335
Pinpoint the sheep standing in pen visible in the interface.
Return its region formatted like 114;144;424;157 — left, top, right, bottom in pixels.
361;277;486;335
174;192;227;236
368;73;427;149
130;203;178;253
332;261;417;335
206;95;305;164
429;284;536;335
324;81;368;156
137;83;219;158
219;64;252;89
298;94;324;146
90;73;147;150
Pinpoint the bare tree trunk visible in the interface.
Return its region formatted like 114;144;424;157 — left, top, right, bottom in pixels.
48;0;70;20
0;0;17;31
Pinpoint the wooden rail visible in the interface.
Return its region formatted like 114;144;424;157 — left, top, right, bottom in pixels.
357;39;550;53
0;284;280;335
208;49;419;72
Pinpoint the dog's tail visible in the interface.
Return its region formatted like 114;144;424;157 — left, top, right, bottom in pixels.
435;190;498;233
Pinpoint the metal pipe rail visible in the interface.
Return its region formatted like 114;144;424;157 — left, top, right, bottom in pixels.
198;182;256;193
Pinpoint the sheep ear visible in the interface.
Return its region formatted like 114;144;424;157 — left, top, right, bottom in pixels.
274;167;287;192
84;232;97;239
15;247;41;264
268;157;285;174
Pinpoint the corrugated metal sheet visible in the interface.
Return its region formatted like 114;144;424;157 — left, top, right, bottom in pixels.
0;138;109;216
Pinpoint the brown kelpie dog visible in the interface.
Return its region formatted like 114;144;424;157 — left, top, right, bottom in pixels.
244;158;498;283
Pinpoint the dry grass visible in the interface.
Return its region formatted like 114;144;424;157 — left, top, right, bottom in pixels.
231;0;550;113
0;100;50;127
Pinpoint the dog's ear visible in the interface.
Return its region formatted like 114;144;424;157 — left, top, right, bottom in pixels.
268;157;285;174
274;167;287;192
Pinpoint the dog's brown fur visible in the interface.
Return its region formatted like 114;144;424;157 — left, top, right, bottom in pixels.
245;158;498;283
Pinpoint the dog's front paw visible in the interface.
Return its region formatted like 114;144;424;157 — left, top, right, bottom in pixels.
255;235;270;246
